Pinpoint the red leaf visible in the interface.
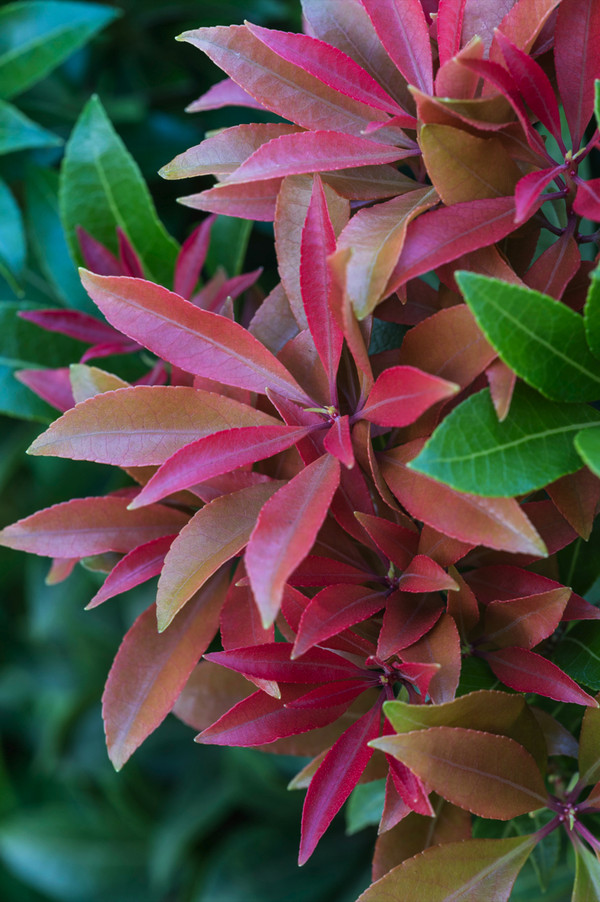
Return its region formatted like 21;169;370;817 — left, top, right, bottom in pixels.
378;592;443;658
16;367;74;412
436;0;467;67
323;415;354;468
417;526;473;568
524;233;581;301
484;647;598;706
186;77;265;112
397;555;459;593
290;555;371;587
483;587;571;649
400;614;461;704
299;702;382;864
496;32;562;140
103;567;229;769
18;308;122;345
361;365;458;427
0;496;187;559
116;228;144;279
79;272;311;404
486;358;516;421
361;0;433;94
573;177;600;221
246;454;341;627
554;0;600;148
205;643;364;683
173;217;214;298
76;226;122;276
386;197;518;293
129;425;314;508
286;680;369;709
220;562;274;650
547;468;600;541
156;481;281;631
293;585;386;658
180;178;283;222
387;755;434;817
354;513;419;570
514;165;565;223
86;535;175;609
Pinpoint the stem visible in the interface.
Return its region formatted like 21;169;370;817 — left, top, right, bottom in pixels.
575;820;600;854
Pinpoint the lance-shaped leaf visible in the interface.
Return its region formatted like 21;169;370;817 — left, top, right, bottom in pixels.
483;588;571;649
355;513;419;570
573;845;600;902
484;647;598;706
335;188;438;319
285;681;368;710
129;425;314;508
224;131;409;184
400;614;461;704
386;196;518;293
293;585;385;658
357;834;536;902
246;454;341;627
18;308;123;345
579;705;600;786
299;702;382;865
371;727;547;818
378;592;443;658
397;556;459;593
179;178;283;222
300;176;343;390
186;77;265;112
361;0;433;94
555;0;600;149
172;217;214;299
574;177;600;222
575;426;600;478
496;33;562;140
525;232;580;300
246;23;405;115
410;385;600;497
156;482;281;631
361;366;458;427
0;496;187;558
102;568;229;770
161;123;301;179
205;643;364;684
585;270;600;359
86;535;175;609
457;271;600;401
28;385;279;467
179;24;394;136
79;272;310;404
436;0;467;67
323;415;354;468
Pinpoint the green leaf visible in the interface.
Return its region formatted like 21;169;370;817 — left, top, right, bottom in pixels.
25;167;91;310
409;384;600;496
0;178;25;292
0;99;61;155
584;270;600;360
456;271;600;402
553;622;600;692
579;706;600;786
0;1;118;100
573;844;600;902
60;95;178;285
575;426;600;477
346;780;386;835
595;79;600;131
357;835;536;902
204;215;252;278
0;303;84;422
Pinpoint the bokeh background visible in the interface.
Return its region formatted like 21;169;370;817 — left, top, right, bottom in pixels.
0;1;375;898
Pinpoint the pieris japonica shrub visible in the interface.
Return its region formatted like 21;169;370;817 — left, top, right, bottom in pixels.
3;0;600;898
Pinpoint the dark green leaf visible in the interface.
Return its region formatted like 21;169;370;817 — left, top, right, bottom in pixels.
579;706;600;786
585;270;600;360
573;844;600;901
0;100;61;155
346;780;385;835
204;215;252;278
595;80;600;132
409;384;600;496
0;1;118;100
575;426;600;477
60;96;178;286
0;178;25;292
553;622;600;691
456;271;600;402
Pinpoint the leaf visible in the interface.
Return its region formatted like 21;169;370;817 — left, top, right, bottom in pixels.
0;1;118;99
456;271;600;402
335;188;438;319
293;585;385;658
380;443;547;556
420;125;521;204
28;385;279;467
483;588;571;649
361;366;458;427
179;24;395;136
186;77;265;112
400;613;461;704
361;0;433;94
357;835;536;902
579;705;600;786
496;33;562;139
584;269;600;359
554;0;600;148
437;0;468;67
246;454;341;627
554;622;600;692
156;482;281;632
180;179;282;222
103;568;228;770
224;130;410;184
0;496;188;558
573;845;600;902
69;364;128;403
371;727;547;818
60;96;178;285
299;703;382;864
409;385;600;496
205;643;364;684
0;178;25;289
0;99;61;154
575;426;600;478
484;647;598;706
386;197;518;293
79;272;311;405
86;535;174;609
514;165;565;223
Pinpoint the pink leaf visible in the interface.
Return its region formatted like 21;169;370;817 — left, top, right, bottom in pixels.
293;585;386;658
173;217;215;298
16;367;75;412
86;535;175;609
554;0;600;148
486;358;516;421
514;165;565;223
179;178;283;222
220;561;274;650
0;496;188;559
103;567;229;769
156;481;281;631
205;643;364;683
361;365;458;427
225;130;410;184
387;755;434;816
246;23;405;115
116;228;144;279
397;555;459;593
299;702;382;864
437;0;468;67
18;308;122;344
573;177;600;221
76;226;122;276
285;680;369;709
323;415;355;468
484;647;598;706
246;454;341;627
361;0;434;94
386;197;518;293
186;77;266;112
79;272;311;404
496;32;563;141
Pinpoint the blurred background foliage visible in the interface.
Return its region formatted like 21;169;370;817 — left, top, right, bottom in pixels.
0;0;374;898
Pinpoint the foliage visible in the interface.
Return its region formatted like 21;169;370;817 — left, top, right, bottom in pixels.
1;0;600;899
